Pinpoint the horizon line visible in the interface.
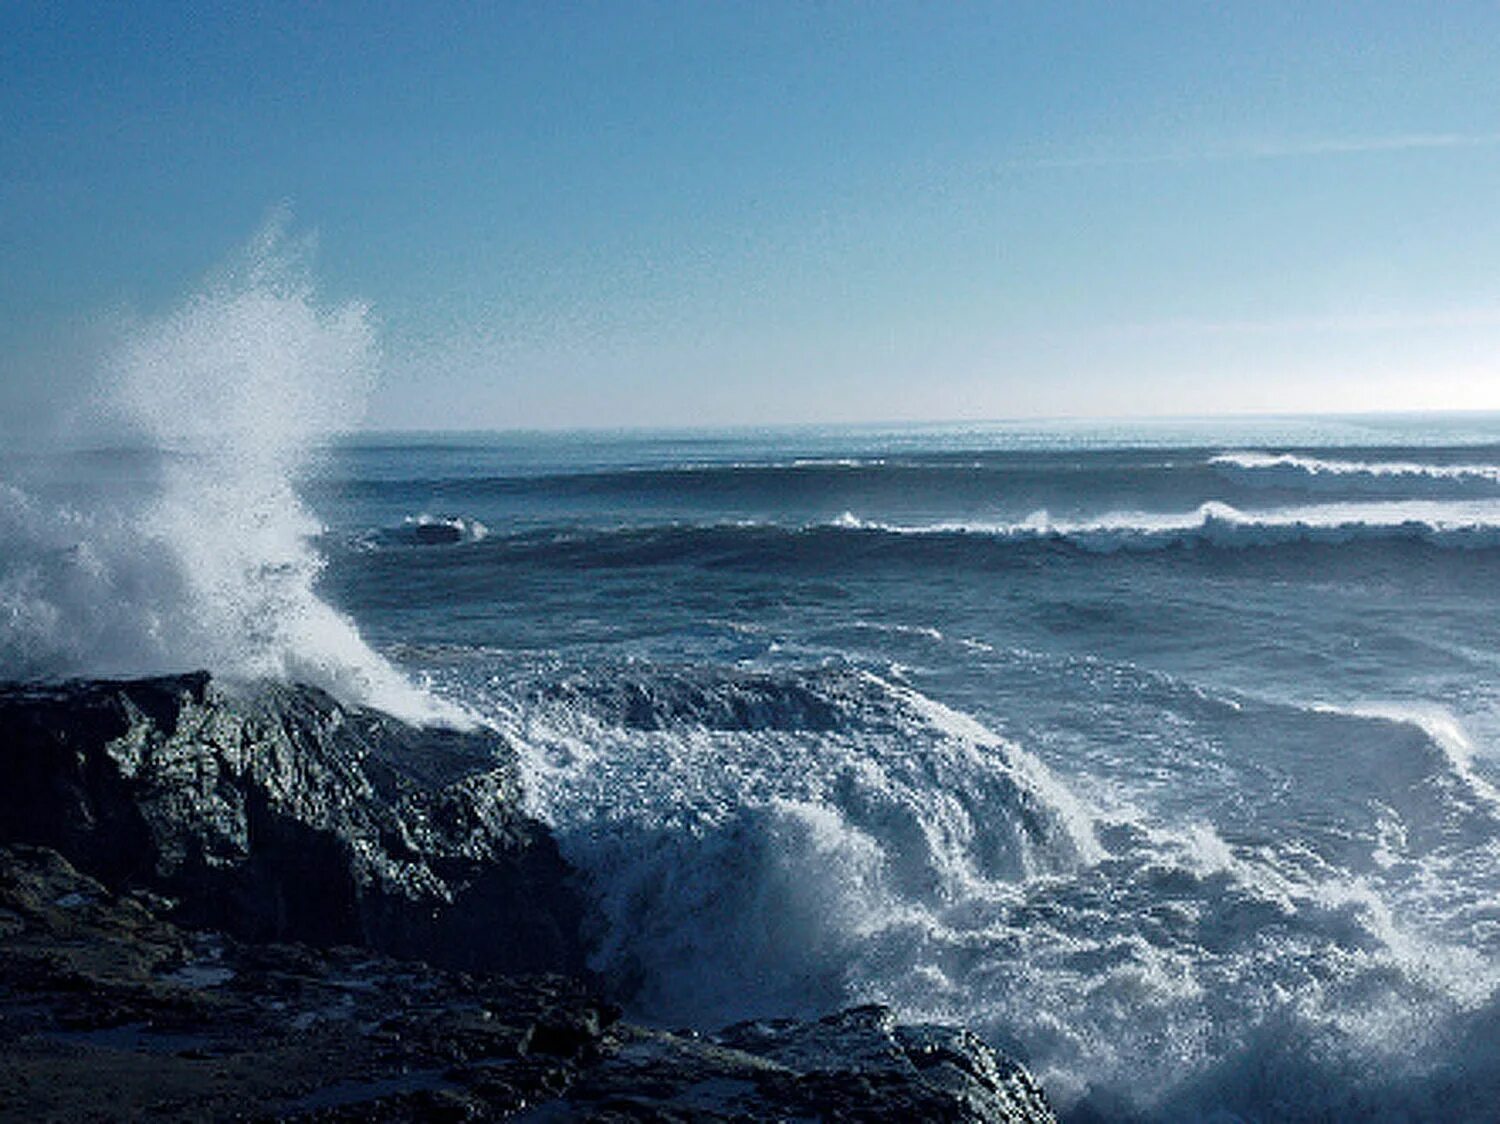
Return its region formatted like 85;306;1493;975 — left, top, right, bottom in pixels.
344;405;1500;439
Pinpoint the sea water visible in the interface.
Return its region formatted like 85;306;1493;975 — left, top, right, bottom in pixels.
4;244;1500;1120
304;421;1500;1120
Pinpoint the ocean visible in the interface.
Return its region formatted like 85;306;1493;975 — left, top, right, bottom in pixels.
311;421;1500;1121
3;268;1500;1120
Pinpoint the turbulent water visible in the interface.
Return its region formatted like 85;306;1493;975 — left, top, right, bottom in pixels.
6;246;1500;1120
289;420;1500;1120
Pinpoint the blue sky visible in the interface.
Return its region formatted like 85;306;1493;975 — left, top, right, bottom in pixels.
4;2;1500;431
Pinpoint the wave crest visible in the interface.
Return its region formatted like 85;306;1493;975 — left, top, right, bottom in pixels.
1213;450;1500;494
835;500;1500;552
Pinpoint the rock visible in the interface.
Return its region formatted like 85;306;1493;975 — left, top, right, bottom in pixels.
413;520;464;545
0;673;586;974
0;842;612;1121
0;843;1056;1122
528;1009;1059;1121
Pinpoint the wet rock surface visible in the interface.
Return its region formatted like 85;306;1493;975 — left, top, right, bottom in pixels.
0;843;614;1121
0;674;584;974
0;675;1057;1121
0;843;1055;1121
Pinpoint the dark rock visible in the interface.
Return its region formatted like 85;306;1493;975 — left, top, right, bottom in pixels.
543;1005;1059;1122
0;842;605;1121
413;521;464;545
0;844;1057;1122
0;673;586;974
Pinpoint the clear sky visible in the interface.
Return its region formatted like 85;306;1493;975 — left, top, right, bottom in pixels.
4;2;1500;432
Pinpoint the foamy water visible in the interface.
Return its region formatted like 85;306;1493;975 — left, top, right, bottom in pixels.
315;425;1500;1121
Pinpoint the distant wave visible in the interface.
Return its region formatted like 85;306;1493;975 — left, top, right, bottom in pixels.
339;503;1500;590
339;455;1151;501
1213;450;1500;494
835;500;1500;552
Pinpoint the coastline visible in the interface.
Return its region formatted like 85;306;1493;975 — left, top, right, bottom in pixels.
0;672;1057;1122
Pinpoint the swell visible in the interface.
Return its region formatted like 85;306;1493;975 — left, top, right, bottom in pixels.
340;503;1500;579
317;455;1217;521
320;443;1500;517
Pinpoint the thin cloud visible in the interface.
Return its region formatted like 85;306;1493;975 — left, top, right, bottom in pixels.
1008;132;1500;170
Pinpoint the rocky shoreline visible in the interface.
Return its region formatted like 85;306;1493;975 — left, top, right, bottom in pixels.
0;674;1056;1122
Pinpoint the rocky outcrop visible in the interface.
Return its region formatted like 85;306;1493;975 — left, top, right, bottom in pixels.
0;673;584;974
0;844;1056;1122
555;1006;1057;1122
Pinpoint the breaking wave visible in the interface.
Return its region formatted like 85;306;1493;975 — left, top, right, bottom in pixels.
460;654;1500;1120
834;500;1500;552
1213;450;1500;494
353;503;1500;581
494;665;1099;1026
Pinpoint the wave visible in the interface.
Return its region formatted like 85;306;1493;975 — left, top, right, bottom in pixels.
0;220;467;726
837;500;1500;552
456;652;1500;1120
1214;449;1500;495
356;502;1500;577
325;452;1184;509
1308;699;1500;814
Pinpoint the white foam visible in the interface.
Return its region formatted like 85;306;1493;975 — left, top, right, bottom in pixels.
499;667;1101;1026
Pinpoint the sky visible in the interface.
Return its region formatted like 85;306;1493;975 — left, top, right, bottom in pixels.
4;2;1500;433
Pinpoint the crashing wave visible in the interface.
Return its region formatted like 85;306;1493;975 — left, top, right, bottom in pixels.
496;663;1099;1025
0;219;468;727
